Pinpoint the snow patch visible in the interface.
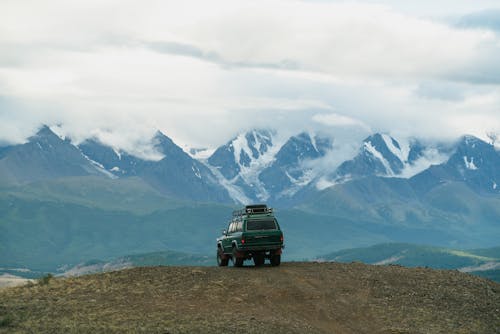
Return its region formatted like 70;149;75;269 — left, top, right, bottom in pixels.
80;152;118;179
316;178;338;191
281;169;315;197
191;165;202;179
113;148;122;160
223;130;284;202
189;148;216;160
381;134;409;163
364;141;394;175
201;161;251;204
49;125;66;140
458;261;500;273
309;132;318;153
316;173;353;190
463;156;476;170
373;255;404;265
463;156;478;170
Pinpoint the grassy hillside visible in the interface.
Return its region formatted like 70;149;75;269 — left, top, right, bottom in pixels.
0;178;394;272
0;194;233;271
0;195;389;271
1;175;499;274
1;176;185;214
468;246;500;258
319;243;500;282
61;250;213;277
299;178;500;246
0;263;498;333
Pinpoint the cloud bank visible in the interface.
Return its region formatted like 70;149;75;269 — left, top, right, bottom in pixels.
0;0;499;153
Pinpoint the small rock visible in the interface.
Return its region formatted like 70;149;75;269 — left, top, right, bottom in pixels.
191;269;205;275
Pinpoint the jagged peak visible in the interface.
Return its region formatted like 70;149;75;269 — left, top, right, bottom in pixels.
28;125;68;145
460;134;487;147
33;125;58;138
362;132;386;143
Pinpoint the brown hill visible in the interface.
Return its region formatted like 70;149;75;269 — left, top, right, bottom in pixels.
0;262;499;333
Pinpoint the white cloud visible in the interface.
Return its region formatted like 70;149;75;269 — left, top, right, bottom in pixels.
312;113;370;130
0;0;499;152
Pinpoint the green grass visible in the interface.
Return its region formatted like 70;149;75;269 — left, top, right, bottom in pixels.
1;175;499;275
37;273;53;285
320;243;500;282
0;315;14;328
2;176;185;214
0;196;233;272
469;269;500;282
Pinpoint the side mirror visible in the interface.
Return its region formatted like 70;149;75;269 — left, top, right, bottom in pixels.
222;229;227;236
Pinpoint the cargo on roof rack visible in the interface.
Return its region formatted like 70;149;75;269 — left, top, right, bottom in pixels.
232;204;273;217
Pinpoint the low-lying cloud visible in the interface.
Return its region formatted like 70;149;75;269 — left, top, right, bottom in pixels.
0;0;499;154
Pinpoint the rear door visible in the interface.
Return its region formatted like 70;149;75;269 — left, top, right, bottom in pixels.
244;219;282;246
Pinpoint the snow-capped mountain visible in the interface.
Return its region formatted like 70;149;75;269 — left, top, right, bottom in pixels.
207;129;276;180
258;132;332;199
0;125;109;185
78;138;144;176
202;130;499;204
205;130;333;203
137;131;231;202
205;129;280;203
316;133;450;190
1;125;498;205
410;135;500;195
0;126;232;203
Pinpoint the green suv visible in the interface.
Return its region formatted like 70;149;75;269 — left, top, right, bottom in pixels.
216;204;284;267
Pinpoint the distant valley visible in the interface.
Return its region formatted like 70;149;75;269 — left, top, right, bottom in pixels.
40;243;500;283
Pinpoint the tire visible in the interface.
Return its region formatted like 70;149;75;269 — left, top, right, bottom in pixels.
217;249;229;267
253;253;265;267
270;254;281;266
232;247;244;267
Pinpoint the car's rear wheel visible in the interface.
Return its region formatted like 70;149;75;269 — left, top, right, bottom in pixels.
270;253;281;266
232;247;244;267
253;253;265;266
217;249;229;267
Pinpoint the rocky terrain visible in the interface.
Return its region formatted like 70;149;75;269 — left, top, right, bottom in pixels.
0;262;499;333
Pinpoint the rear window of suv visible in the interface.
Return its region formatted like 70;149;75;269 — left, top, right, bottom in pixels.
246;219;277;231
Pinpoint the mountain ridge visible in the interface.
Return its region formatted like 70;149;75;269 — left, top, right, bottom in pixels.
1;125;498;273
3;125;498;204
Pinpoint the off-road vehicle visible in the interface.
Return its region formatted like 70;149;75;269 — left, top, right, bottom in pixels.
216;204;284;267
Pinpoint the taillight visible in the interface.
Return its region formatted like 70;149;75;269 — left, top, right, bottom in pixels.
280;234;284;243
241;238;245;244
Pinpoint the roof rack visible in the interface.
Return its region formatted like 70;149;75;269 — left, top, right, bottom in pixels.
232;204;273;218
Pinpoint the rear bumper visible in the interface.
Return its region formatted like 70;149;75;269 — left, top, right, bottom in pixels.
237;243;284;252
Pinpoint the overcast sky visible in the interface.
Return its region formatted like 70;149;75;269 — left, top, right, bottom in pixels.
1;0;499;153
